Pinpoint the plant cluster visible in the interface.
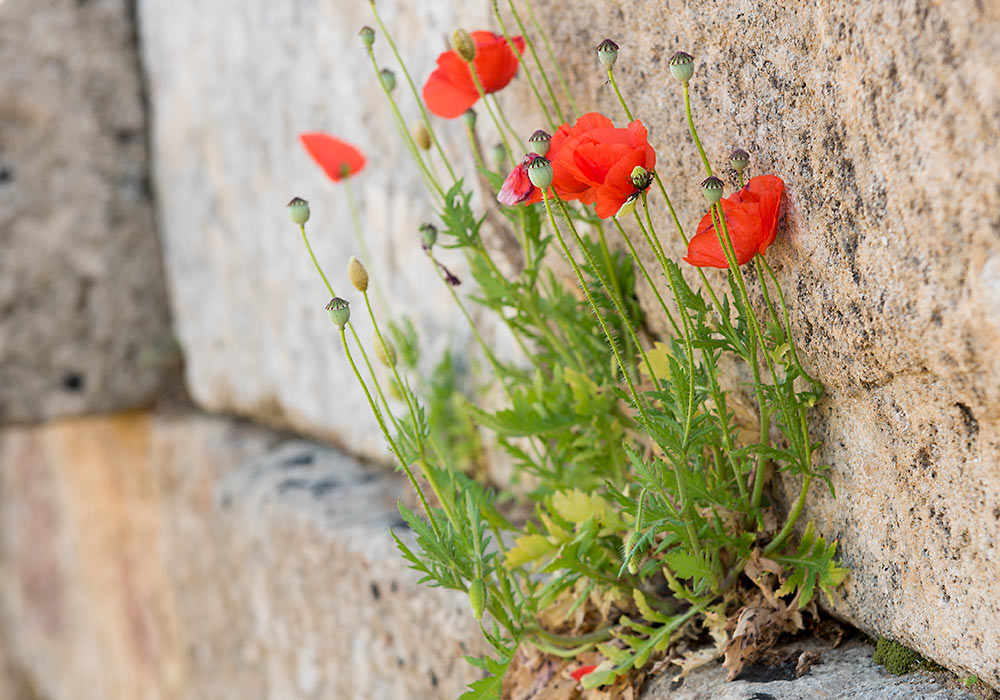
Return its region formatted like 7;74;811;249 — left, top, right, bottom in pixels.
288;3;846;697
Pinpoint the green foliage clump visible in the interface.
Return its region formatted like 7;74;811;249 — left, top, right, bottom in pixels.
873;637;923;675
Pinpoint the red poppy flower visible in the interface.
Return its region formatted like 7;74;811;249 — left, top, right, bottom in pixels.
300;133;366;182
423;32;526;119
516;112;655;218
570;664;597;682
684;175;785;268
497;153;541;206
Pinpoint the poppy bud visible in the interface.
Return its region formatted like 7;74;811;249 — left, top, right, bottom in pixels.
623;530;647;576
526;156;553;189
375;336;397;367
596;39;619;69
528;129;551;156
286;196;310;225
359;26;375;48
413;122;432;151
326;297;351;329
462;108;477;129
419;222;438;249
379;68;396;93
451;28;477;62
729;148;749;173
468;579;487;620
489;143;507;168
669;51;695;83
348;256;369;292
630;166;652;191
701;176;724;203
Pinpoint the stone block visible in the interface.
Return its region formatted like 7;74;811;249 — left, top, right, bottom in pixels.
0;413;486;699
0;0;176;421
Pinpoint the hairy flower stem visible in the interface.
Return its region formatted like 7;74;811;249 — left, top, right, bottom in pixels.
682;82;712;176
467;66;517;163
542;192;650;424
610;218;682;337
339;326;440;537
503;0;569;122
365;47;445;200
522;0;581;116
606;68;635;122
364;292;458;529
551;197;662;393
368;2;458;184
491;2;556;130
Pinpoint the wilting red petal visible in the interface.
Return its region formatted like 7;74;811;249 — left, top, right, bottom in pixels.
497;157;536;205
423;32;524;119
684;175;785;267
570;665;597;682
300;133;366;182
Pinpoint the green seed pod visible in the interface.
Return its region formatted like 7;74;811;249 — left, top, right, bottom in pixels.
348;256;369;293
528;129;551;156
326;297;351;329
413;122;432;151
462;108;477;129
624;530;647;576
701;175;725;204
359;26;375;48
375;336;397;367
468;579;487;620
379;68;396;93
419;222;438;249
526;156;553;189
630;165;652;191
669;51;695;83
286;197;310;225
596;38;619;69
729;148;749;174
451;28;477;62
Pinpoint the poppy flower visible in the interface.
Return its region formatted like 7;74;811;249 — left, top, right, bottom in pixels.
570;664;597;682
684;174;785;268
423;32;526;119
300;133;366;182
497;153;543;205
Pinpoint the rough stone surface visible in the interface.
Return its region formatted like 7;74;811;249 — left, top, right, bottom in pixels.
0;0;177;421
523;0;1000;689
137;0;525;460
0;413;486;699
640;640;975;700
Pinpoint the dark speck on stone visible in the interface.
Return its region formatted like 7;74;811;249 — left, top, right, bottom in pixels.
0;166;12;183
62;372;84;392
309;478;339;498
747;694;778;700
738;659;797;683
277;478;309;494
370;582;380;601
278;452;315;469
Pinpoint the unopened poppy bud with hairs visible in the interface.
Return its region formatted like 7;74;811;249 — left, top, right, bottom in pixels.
451;28;477;62
413;122;432;150
462;108;477;128
348;256;369;292
286;197;310;225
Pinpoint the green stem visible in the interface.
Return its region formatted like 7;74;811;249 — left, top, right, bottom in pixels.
490;94;526;153
610;218;681;337
606;68;634;121
467;64;516;163
491;2;556;130
683;81;712;176
339;326;440;537
505;0;568;122
763;476;813;555
522;0;581;115
368;1;458;184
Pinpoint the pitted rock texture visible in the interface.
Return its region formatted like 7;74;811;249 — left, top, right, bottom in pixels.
137;0;527;460
639;640;976;700
0;0;176;421
530;0;1000;689
0;413;486;700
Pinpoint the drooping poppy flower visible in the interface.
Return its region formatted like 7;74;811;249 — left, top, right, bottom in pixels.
423;32;526;119
684;174;785;268
497;153;543;205
300;133;366;182
570;664;597;682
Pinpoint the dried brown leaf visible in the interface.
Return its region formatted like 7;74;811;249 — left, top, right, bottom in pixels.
796;650;822;678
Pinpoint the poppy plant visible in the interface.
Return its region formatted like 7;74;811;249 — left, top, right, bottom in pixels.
684;174;785;268
300;133;366;182
423;31;526;119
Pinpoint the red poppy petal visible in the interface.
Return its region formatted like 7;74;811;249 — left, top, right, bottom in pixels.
746;174;784;253
593;149;646;218
686;203;763;267
471;33;523;93
572;141;631;186
570;665;598;682
497;161;536;205
423;66;480;119
300;133;366;181
572;112;615;133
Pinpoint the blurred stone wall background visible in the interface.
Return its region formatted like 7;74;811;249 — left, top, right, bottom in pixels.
0;0;997;698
